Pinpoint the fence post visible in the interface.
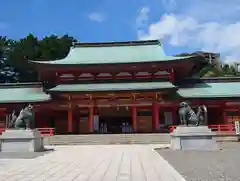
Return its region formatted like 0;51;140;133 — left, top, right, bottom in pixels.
50;128;53;136
234;121;240;141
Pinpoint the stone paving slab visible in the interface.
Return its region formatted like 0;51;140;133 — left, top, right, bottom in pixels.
0;144;186;181
0;148;54;159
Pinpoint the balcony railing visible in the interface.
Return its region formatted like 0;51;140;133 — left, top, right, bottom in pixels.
0;128;55;136
169;124;237;135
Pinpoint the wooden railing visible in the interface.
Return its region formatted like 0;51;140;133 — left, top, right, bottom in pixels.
208;124;235;135
169;125;177;132
37;128;55;136
0;128;55;136
208;124;235;132
169;124;236;135
0;128;5;135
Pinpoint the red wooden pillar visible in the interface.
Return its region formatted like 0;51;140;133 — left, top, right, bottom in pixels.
153;103;159;131
68;109;73;133
132;106;137;132
89;107;94;133
169;68;175;83
1;109;8;128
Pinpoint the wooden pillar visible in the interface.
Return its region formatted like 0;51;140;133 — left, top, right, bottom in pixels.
67;96;73;133
89;106;94;133
67;109;73;133
153;103;159;131
132;106;137;132
169;68;175;83
1;108;9;128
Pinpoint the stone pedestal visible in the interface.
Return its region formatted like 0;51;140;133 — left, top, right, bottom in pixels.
0;129;44;152
170;126;219;151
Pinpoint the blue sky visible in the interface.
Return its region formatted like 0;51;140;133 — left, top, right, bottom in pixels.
0;0;240;61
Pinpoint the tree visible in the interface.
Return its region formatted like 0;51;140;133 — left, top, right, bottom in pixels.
39;34;77;60
0;36;19;83
6;34;77;82
7;34;40;82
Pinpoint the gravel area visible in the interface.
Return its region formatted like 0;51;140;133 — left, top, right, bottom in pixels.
156;142;240;181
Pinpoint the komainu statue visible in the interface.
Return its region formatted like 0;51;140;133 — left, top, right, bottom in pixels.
9;104;35;129
178;102;207;126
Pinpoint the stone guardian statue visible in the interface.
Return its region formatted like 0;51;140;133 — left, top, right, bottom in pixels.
178;102;207;126
11;104;35;129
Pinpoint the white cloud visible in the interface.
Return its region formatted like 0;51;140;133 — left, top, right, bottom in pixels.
137;0;240;63
88;12;106;23
136;7;150;38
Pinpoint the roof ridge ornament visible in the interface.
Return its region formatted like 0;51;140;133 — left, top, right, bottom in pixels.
157;39;162;46
72;42;77;48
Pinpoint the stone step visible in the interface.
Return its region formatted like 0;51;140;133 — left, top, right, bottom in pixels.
47;138;169;141
49;136;165;139
46;141;170;145
44;133;171;145
47;139;169;142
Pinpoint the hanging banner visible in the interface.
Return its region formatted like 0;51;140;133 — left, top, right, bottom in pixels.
235;121;240;135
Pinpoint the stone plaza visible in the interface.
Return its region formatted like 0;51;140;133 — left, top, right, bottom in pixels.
0;144;186;181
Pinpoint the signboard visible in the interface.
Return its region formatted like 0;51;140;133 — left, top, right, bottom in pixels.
235;121;240;135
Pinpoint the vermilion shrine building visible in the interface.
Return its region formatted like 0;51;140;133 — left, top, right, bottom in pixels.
0;40;239;134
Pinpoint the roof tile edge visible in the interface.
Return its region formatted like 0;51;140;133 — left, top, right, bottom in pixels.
0;82;43;88
72;39;161;48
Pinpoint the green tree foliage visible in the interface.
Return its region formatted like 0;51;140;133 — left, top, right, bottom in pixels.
176;51;240;78
0;36;19;82
2;34;77;82
39;34;76;61
7;34;40;81
201;64;240;77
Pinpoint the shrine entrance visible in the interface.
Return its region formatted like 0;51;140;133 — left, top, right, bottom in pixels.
97;107;132;134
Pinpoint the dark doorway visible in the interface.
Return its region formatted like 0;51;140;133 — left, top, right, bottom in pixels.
99;116;132;134
98;107;132;134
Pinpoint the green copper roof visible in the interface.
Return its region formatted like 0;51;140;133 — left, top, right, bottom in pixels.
0;83;51;103
30;40;193;65
178;82;240;98
49;81;176;92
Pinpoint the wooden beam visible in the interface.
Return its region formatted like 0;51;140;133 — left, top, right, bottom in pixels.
58;92;160;99
37;99;154;109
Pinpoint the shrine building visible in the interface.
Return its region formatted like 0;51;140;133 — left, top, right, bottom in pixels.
0;40;239;134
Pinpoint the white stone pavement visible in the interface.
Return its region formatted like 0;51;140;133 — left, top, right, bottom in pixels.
0;144;186;181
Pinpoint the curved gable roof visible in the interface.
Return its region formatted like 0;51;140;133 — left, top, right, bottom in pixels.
30;40;194;65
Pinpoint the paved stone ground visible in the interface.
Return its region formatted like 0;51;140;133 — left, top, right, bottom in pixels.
156;142;240;181
0;144;186;181
0;148;54;159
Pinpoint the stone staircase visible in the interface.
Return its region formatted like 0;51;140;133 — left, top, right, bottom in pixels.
44;133;171;145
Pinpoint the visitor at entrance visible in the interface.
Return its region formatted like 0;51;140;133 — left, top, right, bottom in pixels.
104;123;107;133
121;122;125;133
100;123;108;133
121;122;132;133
